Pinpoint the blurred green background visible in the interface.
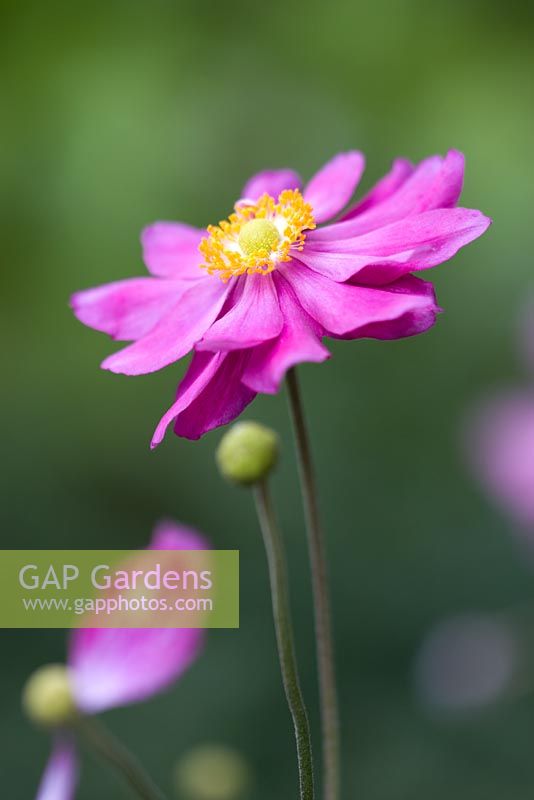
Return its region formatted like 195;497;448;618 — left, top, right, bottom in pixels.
2;0;534;797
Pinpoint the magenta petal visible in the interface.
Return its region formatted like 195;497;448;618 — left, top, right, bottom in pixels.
151;351;224;446
341;276;440;340
68;524;207;714
101;278;231;375
152;350;256;444
141;222;205;279
303;151;365;224
299;207;491;283
310;150;466;240
425;149;465;210
149;520;209;552
174;351;256;440
340;158;414;220
71;278;189;342
197;275;283;351
241;169;302;201
242;276;330;394
281;260;439;339
36;739;78;800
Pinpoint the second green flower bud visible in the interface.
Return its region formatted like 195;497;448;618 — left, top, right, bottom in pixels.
216;422;279;486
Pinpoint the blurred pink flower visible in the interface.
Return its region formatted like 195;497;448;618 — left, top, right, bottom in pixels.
37;739;77;800
72;150;490;443
466;390;534;531
36;521;207;800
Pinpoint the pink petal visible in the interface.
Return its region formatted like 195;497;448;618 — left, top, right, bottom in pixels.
344;276;440;340
36;739;78;800
152;350;256;444
241;169;302;201
151;351;224;446
427;149;465;209
281;260;439;340
70;278;189;341
303;151;365;224
68;523;207;713
141;222;205;279
310;150;466;240
101;278;231;375
340;158;414;220
242;275;330;394
465;391;534;529
149;519;208;551
197;275;283;351
174;351;256;440
298;208;491;284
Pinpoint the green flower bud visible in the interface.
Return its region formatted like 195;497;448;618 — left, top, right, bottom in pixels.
22;664;77;727
216;422;278;486
174;744;252;800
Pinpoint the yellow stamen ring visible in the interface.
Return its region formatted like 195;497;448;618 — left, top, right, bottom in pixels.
199;189;316;282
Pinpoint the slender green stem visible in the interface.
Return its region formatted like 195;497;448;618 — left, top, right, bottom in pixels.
286;367;340;800
74;714;168;800
254;479;315;800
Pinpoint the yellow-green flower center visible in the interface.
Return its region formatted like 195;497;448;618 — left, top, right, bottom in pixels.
238;219;281;257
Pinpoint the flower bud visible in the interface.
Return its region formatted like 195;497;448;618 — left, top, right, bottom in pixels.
22;664;77;727
174;744;252;800
216;422;278;486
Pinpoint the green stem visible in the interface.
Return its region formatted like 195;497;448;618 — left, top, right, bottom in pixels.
74;714;168;800
254;479;315;800
286;367;340;800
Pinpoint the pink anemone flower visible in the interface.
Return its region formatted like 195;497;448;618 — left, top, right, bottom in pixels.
35;521;207;800
71;150;490;443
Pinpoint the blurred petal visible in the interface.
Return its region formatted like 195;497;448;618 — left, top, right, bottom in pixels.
101;278;231;375
281;260;439;340
150;519;208;551
242;275;330;393
141;222;205;279
36;738;78;800
70;278;189;341
241;169;302;201
197;275;283;351
465;390;534;528
68;524;207;713
299;208;491;283
303;151;365;224
415;614;518;711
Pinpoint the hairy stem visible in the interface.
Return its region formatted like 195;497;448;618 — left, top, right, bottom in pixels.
286;367;340;800
254;479;315;800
